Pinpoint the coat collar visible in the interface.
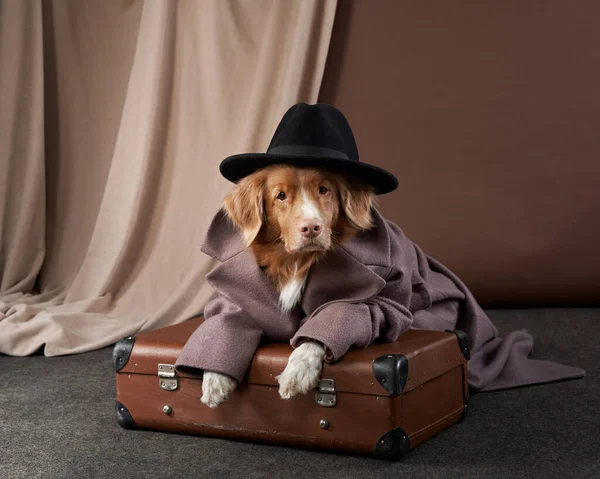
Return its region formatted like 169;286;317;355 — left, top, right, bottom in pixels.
200;209;246;262
201;208;391;265
337;208;391;268
201;208;390;316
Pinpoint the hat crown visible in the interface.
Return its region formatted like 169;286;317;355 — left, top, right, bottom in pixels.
219;102;398;195
267;103;359;162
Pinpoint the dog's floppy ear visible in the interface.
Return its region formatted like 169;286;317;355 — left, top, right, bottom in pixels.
223;171;265;246
339;178;376;231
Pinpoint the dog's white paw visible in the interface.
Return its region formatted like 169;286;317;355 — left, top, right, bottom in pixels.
276;341;325;400
201;371;237;408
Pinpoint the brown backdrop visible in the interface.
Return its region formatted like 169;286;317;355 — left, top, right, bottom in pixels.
319;0;600;307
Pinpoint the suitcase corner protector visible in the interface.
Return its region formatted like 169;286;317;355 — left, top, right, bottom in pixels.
445;329;471;360
374;427;411;460
113;335;135;371
116;400;136;429
372;354;408;395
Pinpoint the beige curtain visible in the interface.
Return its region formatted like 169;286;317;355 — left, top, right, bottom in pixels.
0;0;337;355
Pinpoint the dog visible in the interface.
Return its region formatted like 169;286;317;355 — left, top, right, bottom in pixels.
177;102;578;409
201;164;375;408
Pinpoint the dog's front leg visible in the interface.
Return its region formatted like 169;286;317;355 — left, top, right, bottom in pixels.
201;371;237;408
276;341;325;399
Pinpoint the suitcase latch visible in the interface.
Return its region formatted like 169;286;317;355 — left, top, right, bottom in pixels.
158;364;178;391
315;378;336;407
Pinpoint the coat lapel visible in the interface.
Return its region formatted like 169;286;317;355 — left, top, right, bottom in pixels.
201;210;303;334
206;249;280;315
301;248;386;315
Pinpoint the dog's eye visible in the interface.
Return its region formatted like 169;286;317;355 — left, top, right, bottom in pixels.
277;192;287;201
319;186;329;195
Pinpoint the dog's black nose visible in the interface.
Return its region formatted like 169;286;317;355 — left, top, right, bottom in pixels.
300;221;322;239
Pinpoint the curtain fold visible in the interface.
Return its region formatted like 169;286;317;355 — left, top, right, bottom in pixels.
0;0;338;356
0;0;46;297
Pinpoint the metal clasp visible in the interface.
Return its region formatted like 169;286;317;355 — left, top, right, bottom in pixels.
158;364;178;391
315;378;336;407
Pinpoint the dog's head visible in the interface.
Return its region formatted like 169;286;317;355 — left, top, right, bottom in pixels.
223;165;375;254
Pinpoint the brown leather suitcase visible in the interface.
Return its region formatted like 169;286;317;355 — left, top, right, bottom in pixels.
114;318;469;460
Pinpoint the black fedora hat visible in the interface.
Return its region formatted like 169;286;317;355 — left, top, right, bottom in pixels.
219;103;398;195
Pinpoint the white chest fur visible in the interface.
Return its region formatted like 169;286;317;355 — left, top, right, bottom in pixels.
278;269;308;314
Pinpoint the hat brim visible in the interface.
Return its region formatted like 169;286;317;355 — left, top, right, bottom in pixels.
220;153;398;195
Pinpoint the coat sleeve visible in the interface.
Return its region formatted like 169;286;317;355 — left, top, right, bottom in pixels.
290;267;414;362
175;293;264;382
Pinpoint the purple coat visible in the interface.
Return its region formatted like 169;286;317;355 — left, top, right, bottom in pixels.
176;209;584;391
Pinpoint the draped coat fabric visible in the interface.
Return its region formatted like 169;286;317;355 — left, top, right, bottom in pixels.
176;209;585;390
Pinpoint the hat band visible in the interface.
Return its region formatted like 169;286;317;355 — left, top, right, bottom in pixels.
268;144;350;160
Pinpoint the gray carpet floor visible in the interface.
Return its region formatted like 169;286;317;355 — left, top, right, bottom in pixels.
1;308;599;479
